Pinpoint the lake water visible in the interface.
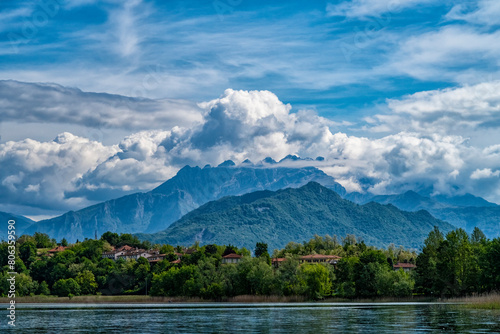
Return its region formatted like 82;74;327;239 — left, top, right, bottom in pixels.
1;302;499;333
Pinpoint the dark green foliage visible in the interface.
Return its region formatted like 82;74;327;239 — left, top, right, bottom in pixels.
53;278;81;297
204;244;218;255
19;241;37;266
33;232;55;248
1;228;498;300
141;182;454;251
300;264;331;299
101;232;120;246
222;245;237;256
414;227;498;297
255;242;268;258
76;270;98;295
37;281;50;295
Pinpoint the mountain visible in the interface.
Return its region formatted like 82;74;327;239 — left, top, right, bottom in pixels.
365;191;450;212
349;191;500;239
138;182;454;251
24;163;346;242
0;212;34;241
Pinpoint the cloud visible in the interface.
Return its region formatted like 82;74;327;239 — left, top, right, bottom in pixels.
0;80;203;130
471;168;500;180
446;0;500;26
384;26;500;82
326;0;433;19
365;81;500;144
3;88;500;216
0;132;119;214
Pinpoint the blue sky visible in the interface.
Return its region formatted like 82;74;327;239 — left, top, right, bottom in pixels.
1;0;500;217
0;0;483;121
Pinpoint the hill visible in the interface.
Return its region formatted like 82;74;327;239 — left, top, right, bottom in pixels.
349;191;500;239
0;212;34;241
138;182;454;251
24;163;346;242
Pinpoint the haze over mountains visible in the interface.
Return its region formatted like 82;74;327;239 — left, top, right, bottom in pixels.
6;159;499;246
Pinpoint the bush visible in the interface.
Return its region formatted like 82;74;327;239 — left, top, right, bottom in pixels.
53;278;81;297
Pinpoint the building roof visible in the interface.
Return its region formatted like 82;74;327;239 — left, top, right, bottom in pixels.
393;263;417;268
272;258;287;263
48;246;69;253
300;254;341;260
222;253;242;259
116;245;134;252
170;259;181;264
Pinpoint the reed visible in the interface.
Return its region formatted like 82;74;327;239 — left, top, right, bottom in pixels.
445;292;500;309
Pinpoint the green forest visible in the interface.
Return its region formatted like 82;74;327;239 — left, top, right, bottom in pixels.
1;227;499;300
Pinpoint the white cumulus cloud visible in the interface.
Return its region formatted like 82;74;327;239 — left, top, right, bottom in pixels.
2;88;500;216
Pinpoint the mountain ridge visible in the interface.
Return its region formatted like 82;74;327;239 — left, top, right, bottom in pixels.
24;164;347;242
138;182;455;250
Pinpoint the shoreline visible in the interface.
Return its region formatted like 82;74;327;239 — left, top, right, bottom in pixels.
0;295;438;304
2;294;498;308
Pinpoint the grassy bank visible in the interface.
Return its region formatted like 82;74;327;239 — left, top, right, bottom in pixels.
0;294;309;304
445;292;500;309
0;294;438;304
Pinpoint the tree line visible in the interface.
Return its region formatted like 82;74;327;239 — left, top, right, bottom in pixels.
0;228;499;299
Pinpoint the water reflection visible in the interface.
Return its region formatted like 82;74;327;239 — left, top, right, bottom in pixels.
1;303;499;333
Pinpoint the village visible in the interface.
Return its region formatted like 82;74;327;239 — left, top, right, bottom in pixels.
95;244;416;272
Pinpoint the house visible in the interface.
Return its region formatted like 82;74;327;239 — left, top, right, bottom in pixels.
272;258;287;268
47;246;69;255
300;254;341;265
221;253;243;264
393;263;416;272
102;245;162;262
147;254;167;262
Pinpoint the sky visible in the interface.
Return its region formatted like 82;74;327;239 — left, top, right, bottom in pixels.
1;0;500;219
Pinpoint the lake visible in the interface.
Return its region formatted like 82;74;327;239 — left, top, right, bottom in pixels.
1;302;499;333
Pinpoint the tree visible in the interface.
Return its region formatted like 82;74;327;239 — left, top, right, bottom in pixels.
37;281;50;295
60;238;68;247
255;242;268;258
33;232;54;248
19;241;37;267
335;256;360;298
278;256;305;296
415;226;444;295
377;269;415;297
150;265;200;297
222;245;237;256
204;244;218;255
471;227;487;245
483;238;500;291
299;263;331;299
53;278;81;297
246;258;276;295
436;229;477;296
160;244;175;254
100;232;120;246
76;270;98;295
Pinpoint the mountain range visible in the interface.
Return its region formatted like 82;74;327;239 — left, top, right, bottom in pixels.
137;182;455;250
23;161;346;242
0;211;34;241
10;161;500;246
348;191;500;239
